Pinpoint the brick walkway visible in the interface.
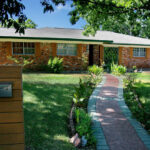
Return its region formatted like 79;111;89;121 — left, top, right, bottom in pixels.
96;74;148;150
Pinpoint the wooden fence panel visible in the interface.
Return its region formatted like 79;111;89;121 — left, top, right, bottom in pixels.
0;123;24;134
0;65;25;150
0;101;23;112
0;144;25;150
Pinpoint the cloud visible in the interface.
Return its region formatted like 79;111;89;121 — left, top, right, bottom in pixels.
56;4;71;11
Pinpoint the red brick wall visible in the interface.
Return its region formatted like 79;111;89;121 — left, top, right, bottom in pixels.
1;42;150;70
0;42;12;64
56;44;89;71
0;42;89;71
121;47;150;68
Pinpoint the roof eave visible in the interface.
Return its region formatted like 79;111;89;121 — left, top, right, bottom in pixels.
103;43;150;48
0;36;113;44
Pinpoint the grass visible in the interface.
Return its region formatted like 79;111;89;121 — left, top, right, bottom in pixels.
23;73;87;150
136;72;150;83
135;73;150;104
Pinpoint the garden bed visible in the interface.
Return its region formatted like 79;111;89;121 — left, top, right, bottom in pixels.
69;65;103;149
124;73;150;133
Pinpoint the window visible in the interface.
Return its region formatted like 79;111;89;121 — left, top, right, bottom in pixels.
13;42;35;55
133;48;146;57
57;43;77;56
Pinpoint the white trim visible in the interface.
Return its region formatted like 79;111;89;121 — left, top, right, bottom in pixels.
133;48;146;57
0;38;103;45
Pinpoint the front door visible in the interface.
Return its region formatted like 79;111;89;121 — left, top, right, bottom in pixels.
89;45;94;66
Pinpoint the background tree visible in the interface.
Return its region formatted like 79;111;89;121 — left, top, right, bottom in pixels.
0;0;27;33
1;0;150;38
100;16;147;37
24;19;37;29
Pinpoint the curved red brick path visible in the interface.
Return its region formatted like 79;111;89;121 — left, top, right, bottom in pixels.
96;74;148;150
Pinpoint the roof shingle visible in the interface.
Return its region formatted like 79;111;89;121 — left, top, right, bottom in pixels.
0;27;150;45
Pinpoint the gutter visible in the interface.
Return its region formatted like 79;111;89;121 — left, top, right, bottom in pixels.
113;43;150;47
0;36;113;43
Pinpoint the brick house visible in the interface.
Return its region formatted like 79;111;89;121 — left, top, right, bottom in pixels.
0;27;150;70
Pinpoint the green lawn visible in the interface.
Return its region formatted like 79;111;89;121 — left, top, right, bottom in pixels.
136;72;150;83
135;73;150;104
23;73;87;150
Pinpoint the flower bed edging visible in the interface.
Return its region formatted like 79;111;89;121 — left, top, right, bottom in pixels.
88;76;110;150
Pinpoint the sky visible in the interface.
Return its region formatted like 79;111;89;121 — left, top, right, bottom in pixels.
22;0;86;29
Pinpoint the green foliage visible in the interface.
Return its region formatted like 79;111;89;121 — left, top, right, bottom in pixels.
88;65;103;76
2;0;150;38
111;63;127;75
104;47;118;70
81;52;88;70
124;73;150;132
72;65;103;148
73;65;103;107
73;78;93;108
25;19;37;28
88;65;103;86
75;108;96;145
67;0;150;36
132;66;137;71
101;15;150;38
7;56;33;67
124;73;137;89
47;57;63;73
0;0;27;33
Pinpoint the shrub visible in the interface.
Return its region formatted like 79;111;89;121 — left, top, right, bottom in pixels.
47;57;63;73
73;79;93;108
7;56;33;72
88;65;103;76
88;65;103;86
81;53;88;70
111;63;127;75
132;65;137;71
75;108;96;145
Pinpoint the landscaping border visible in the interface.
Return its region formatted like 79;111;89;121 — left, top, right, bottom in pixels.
88;76;110;150
117;76;150;150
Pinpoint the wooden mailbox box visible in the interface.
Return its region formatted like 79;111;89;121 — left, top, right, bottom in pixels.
0;66;25;150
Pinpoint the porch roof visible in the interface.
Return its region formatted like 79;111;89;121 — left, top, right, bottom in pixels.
0;27;150;46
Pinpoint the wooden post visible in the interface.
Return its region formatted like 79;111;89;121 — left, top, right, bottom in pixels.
130;47;133;58
118;47;123;65
51;43;57;57
146;48;150;59
0;65;25;150
100;45;104;65
77;44;82;57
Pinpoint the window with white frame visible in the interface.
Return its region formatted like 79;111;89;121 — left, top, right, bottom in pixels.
13;42;35;55
133;48;146;57
57;43;77;56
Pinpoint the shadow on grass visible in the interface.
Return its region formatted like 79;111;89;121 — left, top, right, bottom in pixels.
23;81;77;150
135;82;150;102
